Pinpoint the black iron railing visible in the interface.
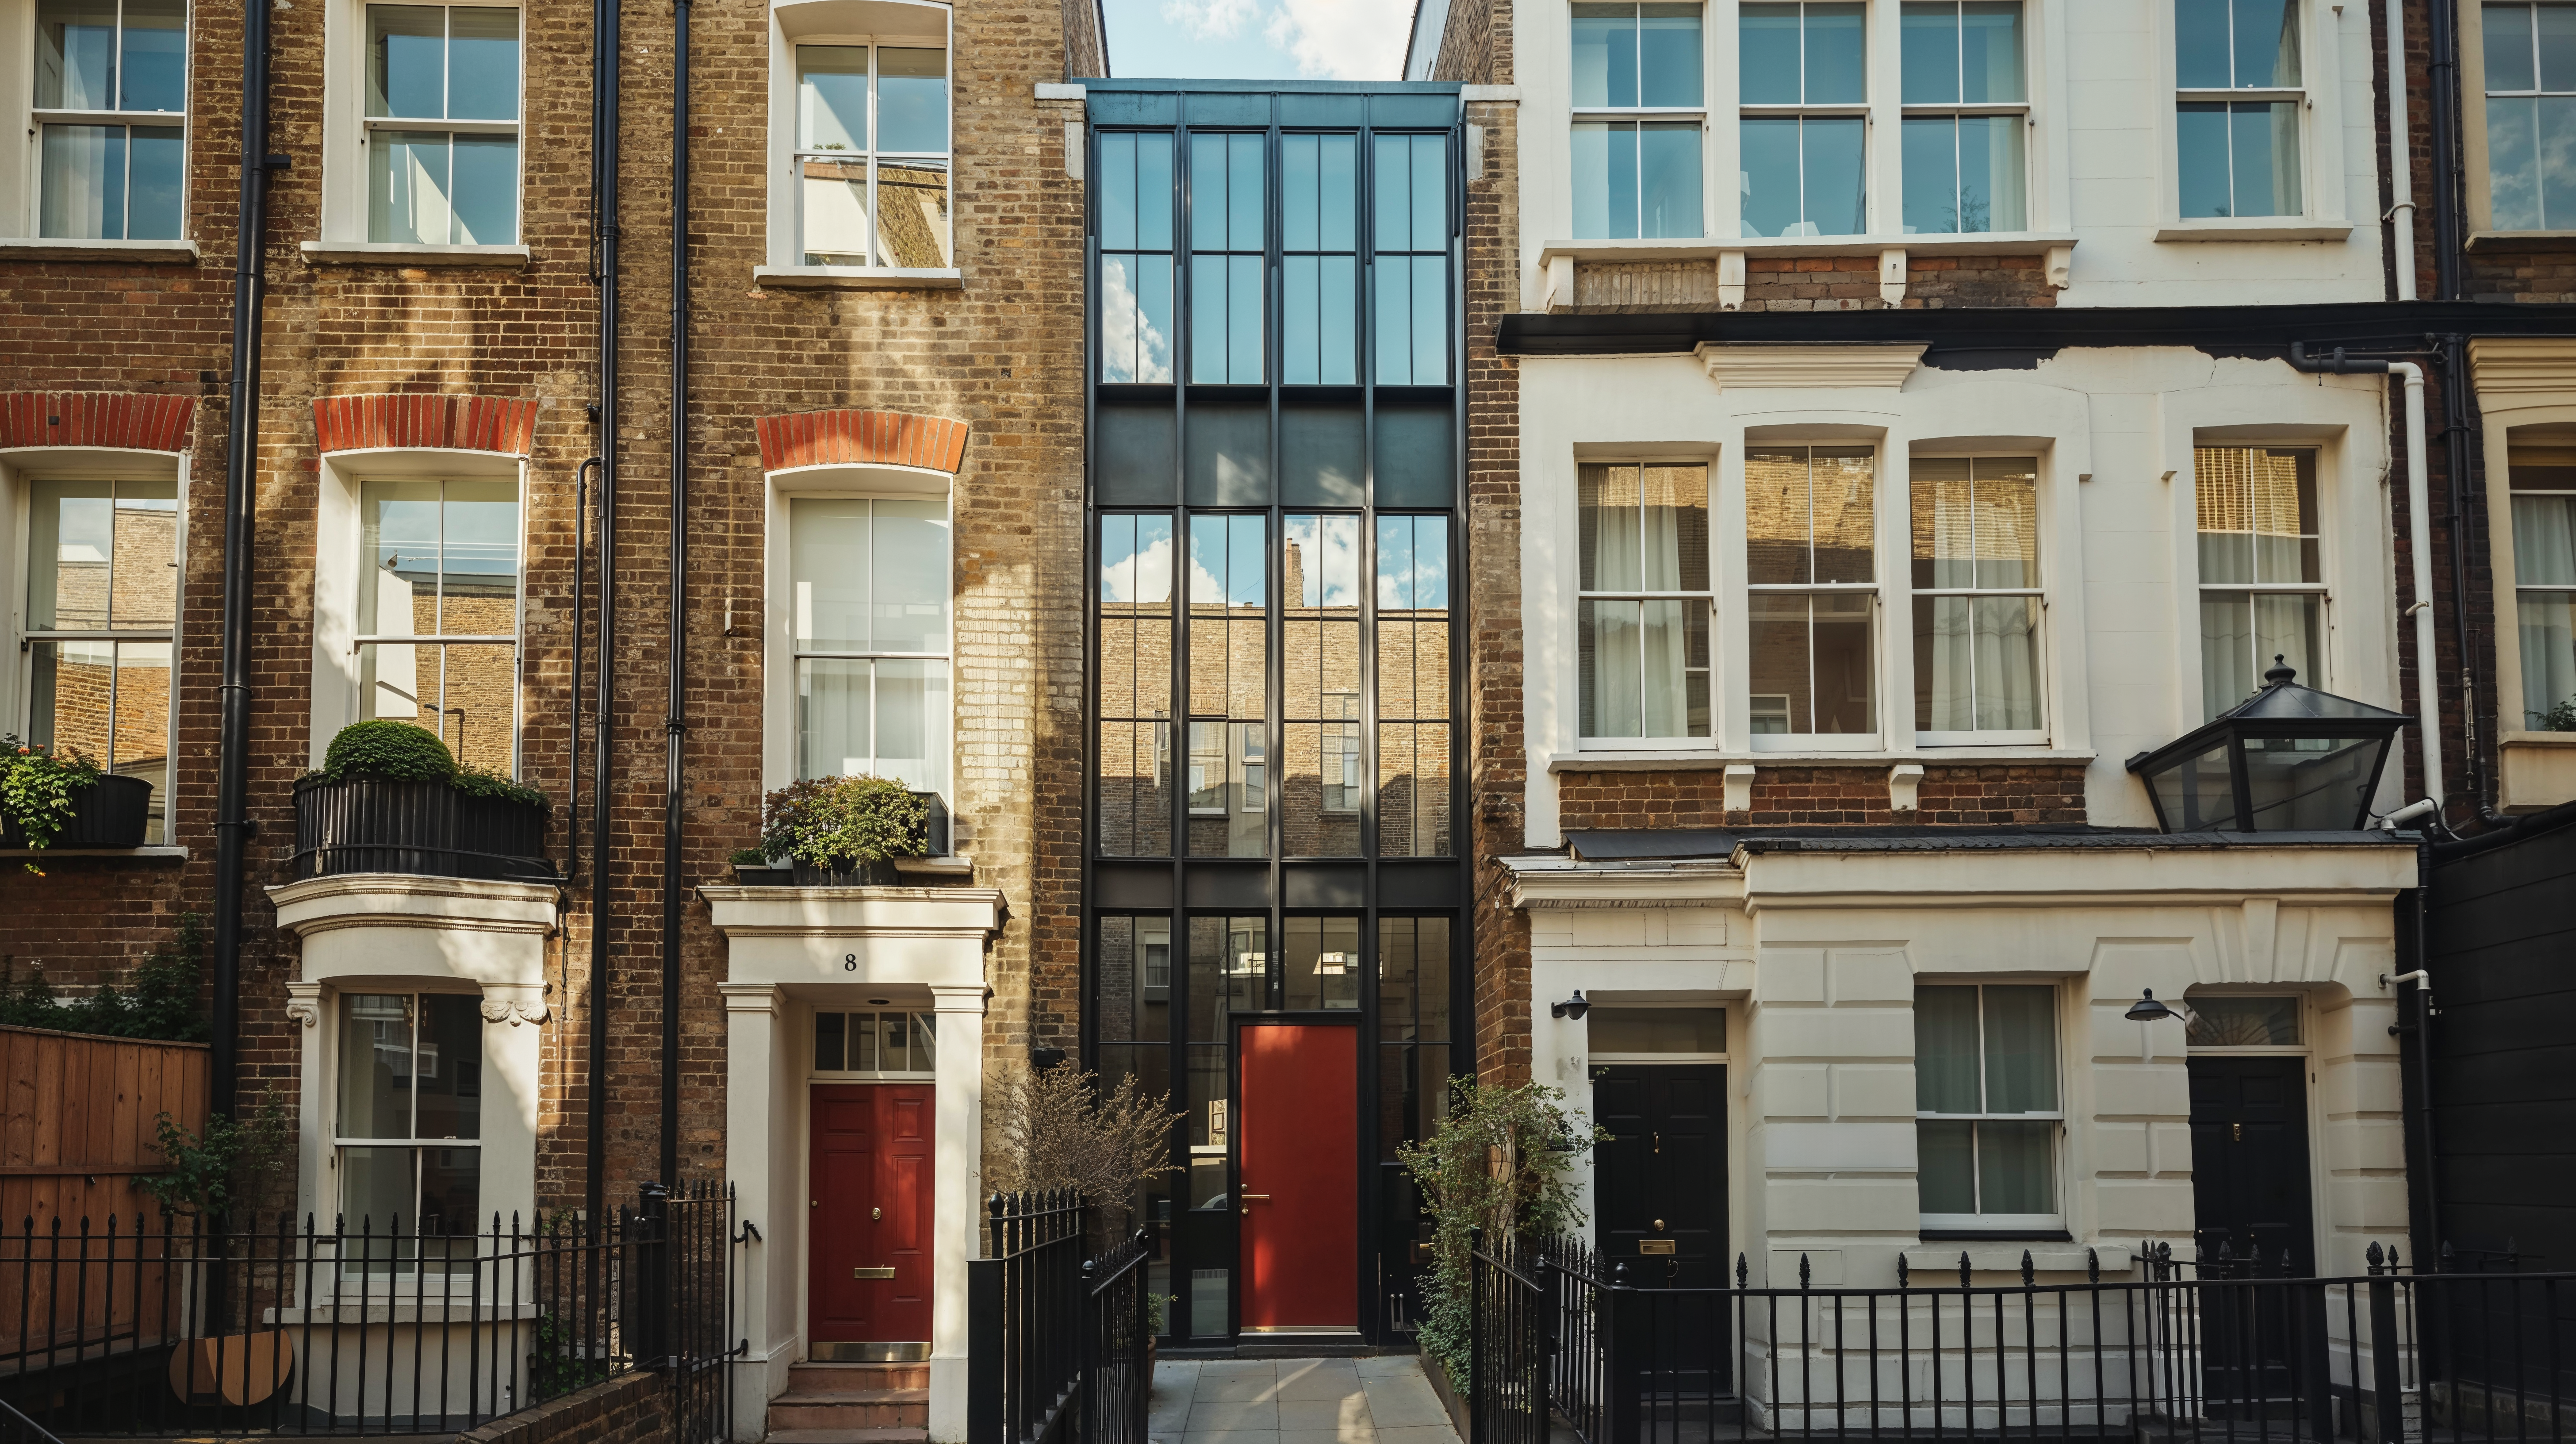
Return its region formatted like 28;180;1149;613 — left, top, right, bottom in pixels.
0;1184;736;1440
966;1191;1151;1444
1466;1233;2576;1444
292;776;555;883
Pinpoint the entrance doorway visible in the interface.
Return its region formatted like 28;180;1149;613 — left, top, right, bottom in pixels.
1592;1063;1727;1386
1238;1024;1357;1333
808;1083;935;1360
2187;1054;2319;1413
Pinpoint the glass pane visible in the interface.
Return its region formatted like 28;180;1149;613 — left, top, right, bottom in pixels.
1580;599;1643;737
1813;593;1874;733
2521;591;2576;727
1378;721;1450;855
1097;718;1172;854
1572;2;1637;108
1640;4;1703;105
367;5;445;117
872;498;950;652
792;497;871;651
878;46;949;154
2547;94;2576;229
911;1012;935;1070
1283;916;1361;1010
1901;1;1963;104
121;0;188;112
878;158;953;268
1963;1;2024;101
1188;917;1263;1039
2492;97;2544;231
1190;132;1231;252
1981;985;2057;1112
36;0;118;109
2200;591;2253;717
2174;0;2231;88
871;658;948;792
412;993;483;1140
2149;740;2243;830
797;45;868;151
1914;985;1982;1113
1739;4;1802;104
1918;1120;1975;1214
339;1145;415;1241
1745;450;1807;585
1100;253;1175;383
1587;1007;1725;1053
1958;114;2025;232
1901;116;1959;234
1746;593;1809;735
1639;599;1710;738
1099;916;1173;1042
881;1013;912;1071
1188;1267;1229;1335
2234;0;2300;87
27;642;105;769
1976;1121;2053;1213
852;1012;880;1070
38;125;121;241
815;1010;845;1071
1971;457;2039;586
1803;117;1868;236
441;478;519;627
1971;596;2040;730
127;125;183;239
1639;123;1702;239
28;480;114;631
801;154;872;266
369;129;451;244
2186;996;2301;1046
340;994;415;1139
112;641;172;843
1580;464;1642;592
1821;448;1874;580
798;657;871;778
1807;2;1868;100
2491;3;2539;91
2176;103;2231;219
2228;101;2301;218
433;642;516;770
2545;2;2576;88
447;8;518;120
1571;121;1634;241
1378;916;1451;1041
2253;591;2320;689
2243;731;2377;828
1283;722;1362;856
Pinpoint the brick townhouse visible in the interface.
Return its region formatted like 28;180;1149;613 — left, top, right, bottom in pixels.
1;0;1103;1434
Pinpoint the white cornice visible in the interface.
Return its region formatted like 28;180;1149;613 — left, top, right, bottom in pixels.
2468;336;2576;403
1694;342;1928;393
266;874;560;938
698;885;1009;940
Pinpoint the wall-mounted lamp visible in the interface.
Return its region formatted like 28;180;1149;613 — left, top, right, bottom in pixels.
1551;990;1591;1021
2124;989;2176;1023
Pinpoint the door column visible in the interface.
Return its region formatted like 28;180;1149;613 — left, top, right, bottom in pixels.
723;983;794;1441
927;982;986;1443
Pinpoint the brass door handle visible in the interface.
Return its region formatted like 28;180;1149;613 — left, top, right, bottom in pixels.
2232;1122;2243;1143
1242;1194;1273;1200
853;1267;895;1279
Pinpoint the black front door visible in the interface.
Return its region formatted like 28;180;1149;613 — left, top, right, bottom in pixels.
1592;1065;1726;1387
2188;1055;2321;1414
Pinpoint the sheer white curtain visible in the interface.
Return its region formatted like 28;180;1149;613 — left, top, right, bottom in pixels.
2516;494;2576;724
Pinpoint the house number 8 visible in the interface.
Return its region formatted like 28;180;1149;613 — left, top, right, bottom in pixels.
844;954;858;971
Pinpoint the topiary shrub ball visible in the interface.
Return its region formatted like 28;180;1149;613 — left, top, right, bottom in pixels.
324;720;458;783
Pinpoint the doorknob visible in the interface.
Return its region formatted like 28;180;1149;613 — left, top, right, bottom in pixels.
872;1207;882;1221
2232;1122;2243;1143
1653;1219;1665;1232
1652;1132;1661;1156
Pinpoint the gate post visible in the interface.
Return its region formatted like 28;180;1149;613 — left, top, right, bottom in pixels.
639;1182;671;1371
1468;1228;1485;1444
2367;1244;2405;1444
1605;1261;1638;1444
969;1254;1001;1444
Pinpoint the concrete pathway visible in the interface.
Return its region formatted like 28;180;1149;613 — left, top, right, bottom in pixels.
1150;1356;1463;1444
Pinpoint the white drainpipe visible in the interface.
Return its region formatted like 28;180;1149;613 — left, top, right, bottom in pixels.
2389;0;2419;300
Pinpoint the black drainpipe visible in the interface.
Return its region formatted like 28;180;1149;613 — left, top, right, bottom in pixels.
2427;0;2467;303
209;0;280;1127
659;0;691;1191
586;0;622;1228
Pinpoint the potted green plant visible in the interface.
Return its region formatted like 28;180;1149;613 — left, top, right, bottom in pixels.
0;735;151;866
759;774;930;885
295;721;552;882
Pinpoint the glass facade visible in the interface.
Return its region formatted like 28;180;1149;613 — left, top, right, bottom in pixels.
1083;83;1468;1346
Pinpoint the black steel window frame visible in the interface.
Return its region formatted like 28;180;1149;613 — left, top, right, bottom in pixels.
1077;84;1471;1350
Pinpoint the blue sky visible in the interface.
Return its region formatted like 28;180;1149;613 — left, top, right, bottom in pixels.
1097;0;1418;81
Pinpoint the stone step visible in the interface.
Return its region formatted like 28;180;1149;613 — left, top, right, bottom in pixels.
764;1429;930;1444
767;1389;931;1431
789;1362;930;1391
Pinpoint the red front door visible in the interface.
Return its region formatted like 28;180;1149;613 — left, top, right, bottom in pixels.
1238;1025;1357;1331
809;1084;935;1349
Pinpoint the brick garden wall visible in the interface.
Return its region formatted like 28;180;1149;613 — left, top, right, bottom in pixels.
456;1371;669;1444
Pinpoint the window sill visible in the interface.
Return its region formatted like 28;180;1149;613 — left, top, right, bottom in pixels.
1551;747;2095;772
2499;729;2576;745
299;242;531;267
2152;222;2353;243
0;237;200;263
1905;1240;2122;1276
2465;230;2576;252
752;265;962;291
1537;234;2077;263
0;845;188;860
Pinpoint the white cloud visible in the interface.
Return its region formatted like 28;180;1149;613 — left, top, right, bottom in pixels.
1162;0;1260;39
1263;0;1412;80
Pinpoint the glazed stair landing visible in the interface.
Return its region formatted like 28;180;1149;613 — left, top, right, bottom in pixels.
766;1362;929;1444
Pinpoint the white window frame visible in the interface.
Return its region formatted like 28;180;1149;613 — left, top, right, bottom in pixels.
1895;0;2033;237
351;474;524;772
763;0;954;277
2465;1;2576;238
2152;0;2355;239
4;453;185;844
808;1006;940;1080
356;2;523;246
327;987;488;1266
1736;0;1872;239
312;0;523;251
1908;450;2047;746
1568;0;1709;240
2189;443;2330;718
2502;431;2576;729
19;0;191;243
1745;442;1882;752
1576;457;1714;749
760;463;956;802
1915;981;2066;1234
784;494;955;791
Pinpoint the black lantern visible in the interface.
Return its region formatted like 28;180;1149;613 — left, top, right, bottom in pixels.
2124;659;2409;833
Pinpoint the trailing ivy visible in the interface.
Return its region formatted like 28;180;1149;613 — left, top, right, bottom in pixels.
1396;1077;1604;1389
0;911;210;1042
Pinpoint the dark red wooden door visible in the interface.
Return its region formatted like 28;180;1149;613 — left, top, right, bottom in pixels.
809;1084;935;1347
1238;1025;1357;1331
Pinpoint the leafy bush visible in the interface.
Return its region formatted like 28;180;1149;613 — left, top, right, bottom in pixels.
0;734;105;869
0;911;209;1042
138;1087;292;1216
728;846;771;868
986;1058;1183;1242
323;720;458;782
759;775;928;868
2539;696;2576;733
1397;1078;1603;1388
452;763;550;810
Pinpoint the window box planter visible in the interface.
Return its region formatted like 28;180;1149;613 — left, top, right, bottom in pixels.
753;791;950;887
293;776;553;883
0;773;153;850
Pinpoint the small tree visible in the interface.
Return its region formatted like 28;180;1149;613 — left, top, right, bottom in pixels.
138;1088;294;1217
1397;1077;1603;1387
985;1058;1182;1244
